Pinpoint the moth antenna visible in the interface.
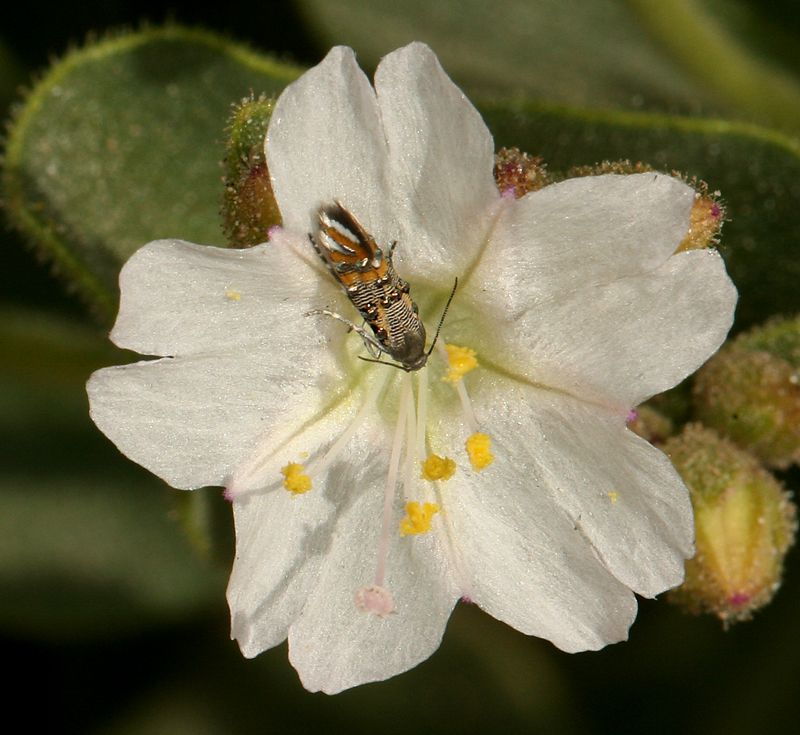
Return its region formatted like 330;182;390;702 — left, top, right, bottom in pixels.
426;277;458;358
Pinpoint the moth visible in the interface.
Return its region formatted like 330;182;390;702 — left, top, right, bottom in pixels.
308;202;453;372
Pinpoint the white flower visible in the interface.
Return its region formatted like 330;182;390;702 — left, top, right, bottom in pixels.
87;42;737;693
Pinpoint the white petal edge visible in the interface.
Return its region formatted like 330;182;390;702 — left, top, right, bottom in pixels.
459;247;736;409
265;46;395;246
108;239;324;358
88;346;340;491
437;420;639;652
374;42;499;282
284;418;460;693
464;375;694;597
468;173;697;303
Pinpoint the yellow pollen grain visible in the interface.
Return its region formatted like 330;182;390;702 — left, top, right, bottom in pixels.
608;491;618;503
281;462;312;495
420;454;456;482
399;502;441;536
226;290;242;300
466;432;494;471
443;344;478;383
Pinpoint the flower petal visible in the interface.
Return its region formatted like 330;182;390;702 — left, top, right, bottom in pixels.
474;173;697;300
88;346;338;491
108;239;324;358
461;242;736;409
227;481;339;656
433;413;638;651
277;422;460;693
265;46;394;244
374;42;498;281
466;376;694;598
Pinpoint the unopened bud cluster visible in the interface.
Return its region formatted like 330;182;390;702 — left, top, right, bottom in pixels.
649;317;800;624
662;424;796;625
695;317;800;469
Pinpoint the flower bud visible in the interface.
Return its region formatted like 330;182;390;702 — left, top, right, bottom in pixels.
661;424;797;625
694;317;800;469
222;94;281;247
493;147;550;198
675;183;724;253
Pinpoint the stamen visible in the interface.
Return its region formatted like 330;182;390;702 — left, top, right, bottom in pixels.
374;372;412;589
466;432;494;471
442;344;477;383
416;364;430;461
436;342;478;434
403;378;418;500
421;454;456;481
280;462;312;495
399;502;441;536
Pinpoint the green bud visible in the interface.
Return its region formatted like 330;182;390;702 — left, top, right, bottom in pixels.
694;317;800;469
222;94;281;248
662;424;797;626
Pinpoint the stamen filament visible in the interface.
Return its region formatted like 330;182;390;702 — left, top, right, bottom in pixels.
375;372;412;588
437;342;479;433
404;378;418;500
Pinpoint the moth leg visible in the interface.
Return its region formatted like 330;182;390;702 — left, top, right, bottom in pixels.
306;309;385;357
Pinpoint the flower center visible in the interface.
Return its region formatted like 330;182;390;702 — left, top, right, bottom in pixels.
273;341;493;618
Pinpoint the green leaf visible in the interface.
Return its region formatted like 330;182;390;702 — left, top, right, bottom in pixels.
297;0;735;115
3;26;302;323
477;98;800;328
0;471;226;641
631;0;800;134
300;0;800;136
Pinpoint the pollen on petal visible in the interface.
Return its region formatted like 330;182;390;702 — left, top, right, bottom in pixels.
399;502;442;536
226;290;242;300
281;462;312;495
355;584;395;618
420;453;456;481
466;432;494;471
443;344;478;383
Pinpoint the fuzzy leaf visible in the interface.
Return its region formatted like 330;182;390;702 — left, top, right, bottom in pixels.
3;26;301;323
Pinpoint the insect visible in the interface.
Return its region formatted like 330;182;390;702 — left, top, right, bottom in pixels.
308;202;454;372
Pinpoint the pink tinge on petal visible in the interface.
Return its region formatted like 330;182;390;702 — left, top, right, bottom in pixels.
626;409;639;424
355;585;395;618
267;225;283;240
